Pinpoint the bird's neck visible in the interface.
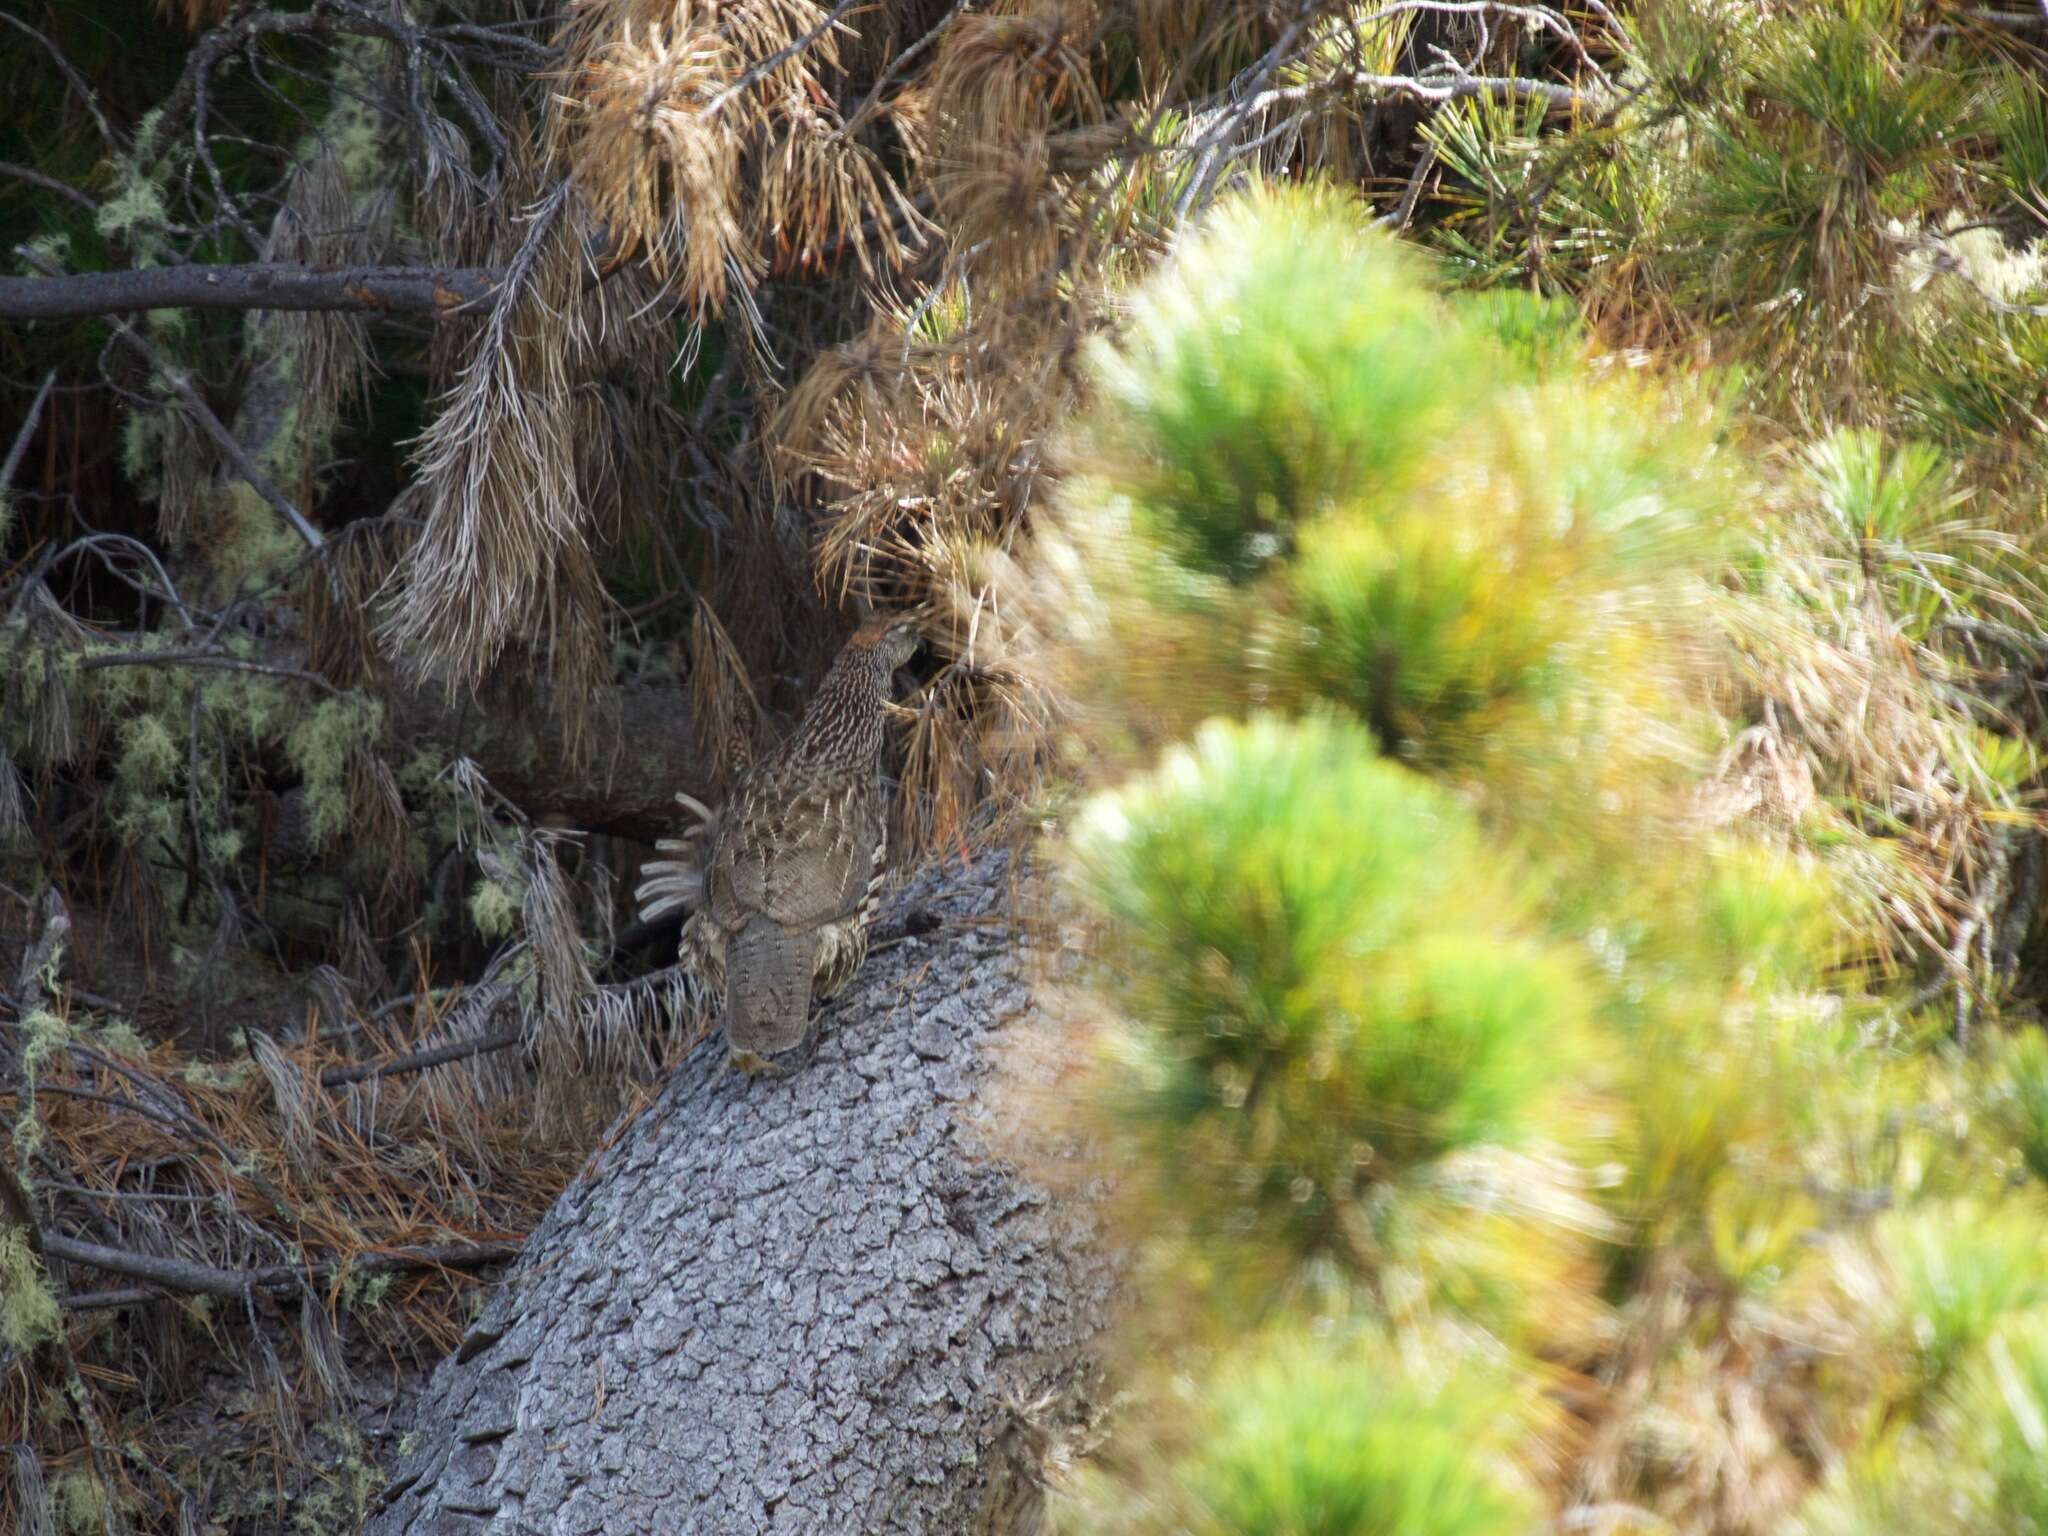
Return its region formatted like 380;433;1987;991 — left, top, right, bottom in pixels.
788;653;887;769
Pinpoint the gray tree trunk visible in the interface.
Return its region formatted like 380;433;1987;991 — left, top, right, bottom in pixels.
364;852;1116;1535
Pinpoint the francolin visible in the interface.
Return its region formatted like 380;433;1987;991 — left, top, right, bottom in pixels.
637;614;921;1072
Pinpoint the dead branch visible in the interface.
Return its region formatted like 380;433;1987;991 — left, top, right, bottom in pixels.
75;648;344;694
15;246;325;553
0;161;96;214
52;1287;170;1312
1246;68;1611;115
318;1028;525;1088
381;673;714;843
0;264;501;323
42;1233;521;1303
0;12;119;149
133;0;537;178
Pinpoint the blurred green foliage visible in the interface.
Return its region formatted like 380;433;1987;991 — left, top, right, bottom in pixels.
1070;713;1594;1321
1040;163;2048;1531
1057;184;1728;781
1055;1332;1543;1536
1085;187;1473;578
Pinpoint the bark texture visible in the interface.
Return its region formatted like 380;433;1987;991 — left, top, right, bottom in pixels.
365;851;1113;1535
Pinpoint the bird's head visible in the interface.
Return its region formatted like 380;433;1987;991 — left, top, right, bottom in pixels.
849;612;924;675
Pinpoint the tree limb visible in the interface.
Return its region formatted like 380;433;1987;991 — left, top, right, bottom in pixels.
14;246;325;552
76;648;345;693
42;1232;522;1302
381;674;715;843
0;13;119;150
0;264;501;324
0;160;96;214
367;853;1114;1536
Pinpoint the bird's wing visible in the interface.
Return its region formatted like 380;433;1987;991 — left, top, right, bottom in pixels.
711;773;882;936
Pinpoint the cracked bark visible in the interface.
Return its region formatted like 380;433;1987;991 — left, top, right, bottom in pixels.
364;851;1115;1535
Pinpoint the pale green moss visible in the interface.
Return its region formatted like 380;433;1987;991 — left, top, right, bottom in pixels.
17;1004;67;1081
15;231;72;275
0;1225;61;1355
2;635;83;768
50;1470;108;1536
96;110;180;269
322;40;391;184
11;1100;43;1166
95;170;172;258
118;409;152;486
340;1267;396;1315
292;1422;385;1535
110;710;182;849
210;483;305;592
117;713;179;789
284;694;383;851
211;669;292;746
179;1058;256;1091
469;877;520;940
254;400;308;481
88;1016;150;1061
144;305;191;340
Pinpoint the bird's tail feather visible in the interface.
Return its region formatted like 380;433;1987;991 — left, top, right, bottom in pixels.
724;915;814;1058
635;790;719;924
634;847;703;925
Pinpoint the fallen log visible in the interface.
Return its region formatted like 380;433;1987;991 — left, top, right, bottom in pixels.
365;851;1115;1535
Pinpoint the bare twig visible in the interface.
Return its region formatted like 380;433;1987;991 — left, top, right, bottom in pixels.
0;160;96;213
1941;614;2048;658
1246;68;1607;115
137;2;451;174
319;1028;525;1087
54;1286;165;1312
75;648;343;694
706;0;863;115
1366;1;1618;92
0;13;119;149
432;21;554;58
36;533;200;632
840;2;965;137
2;371;56;493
